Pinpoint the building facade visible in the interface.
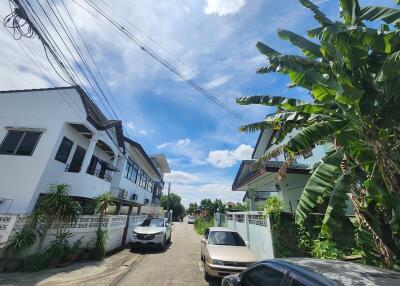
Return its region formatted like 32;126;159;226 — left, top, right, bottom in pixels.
232;127;333;213
0;86;169;215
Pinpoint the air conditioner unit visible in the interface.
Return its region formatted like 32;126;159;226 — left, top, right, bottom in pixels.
130;193;137;201
119;189;128;199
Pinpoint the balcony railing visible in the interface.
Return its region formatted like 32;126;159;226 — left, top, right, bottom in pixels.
65;164;112;182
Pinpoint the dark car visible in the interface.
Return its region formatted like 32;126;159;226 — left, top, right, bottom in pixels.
221;258;400;286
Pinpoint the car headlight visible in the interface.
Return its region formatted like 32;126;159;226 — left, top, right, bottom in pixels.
132;231;138;235
154;231;164;235
208;257;224;265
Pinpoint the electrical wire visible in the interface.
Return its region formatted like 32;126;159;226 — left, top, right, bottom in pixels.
57;0;134;140
76;0;246;123
10;0;122;150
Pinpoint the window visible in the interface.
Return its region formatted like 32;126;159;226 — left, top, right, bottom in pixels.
292;279;307;286
242;266;284;286
0;130;42;156
55;137;73;163
124;159;139;183
208;231;246;246
140;218;164;227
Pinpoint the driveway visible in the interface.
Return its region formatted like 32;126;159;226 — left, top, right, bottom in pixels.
116;220;219;286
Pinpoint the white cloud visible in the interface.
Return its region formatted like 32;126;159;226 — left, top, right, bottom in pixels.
204;0;246;16
157;138;191;149
165;170;199;184
204;75;231;89
207;144;253;168
177;138;191;146
126;122;134;130
139;129;148;135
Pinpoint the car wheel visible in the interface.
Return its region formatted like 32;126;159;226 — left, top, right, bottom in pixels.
203;260;210;281
161;236;167;250
168;233;172;243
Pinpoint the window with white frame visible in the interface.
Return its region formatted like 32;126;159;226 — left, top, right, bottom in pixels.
0;130;42;156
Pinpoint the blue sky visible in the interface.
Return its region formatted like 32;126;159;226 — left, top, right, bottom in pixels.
0;0;396;206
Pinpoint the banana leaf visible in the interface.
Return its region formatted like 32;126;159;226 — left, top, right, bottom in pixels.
296;148;345;224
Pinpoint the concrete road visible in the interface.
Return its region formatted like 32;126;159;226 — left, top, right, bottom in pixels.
116;220;220;286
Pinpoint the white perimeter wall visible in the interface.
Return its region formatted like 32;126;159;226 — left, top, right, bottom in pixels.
224;212;274;260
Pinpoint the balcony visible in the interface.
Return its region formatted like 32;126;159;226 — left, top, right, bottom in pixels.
65;164;113;183
61;170;112;198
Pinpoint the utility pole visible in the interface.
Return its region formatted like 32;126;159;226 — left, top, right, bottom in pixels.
166;182;171;221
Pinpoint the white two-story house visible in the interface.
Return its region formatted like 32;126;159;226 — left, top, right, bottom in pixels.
232;127;331;212
0;86;169;216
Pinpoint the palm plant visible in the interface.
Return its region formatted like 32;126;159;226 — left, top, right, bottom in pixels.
93;192;114;258
237;0;400;268
34;184;80;251
3;227;37;258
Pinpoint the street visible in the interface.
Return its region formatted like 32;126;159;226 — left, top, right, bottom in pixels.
116;220;218;286
0;220;220;286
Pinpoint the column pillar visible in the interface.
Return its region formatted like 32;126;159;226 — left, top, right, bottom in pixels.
249;190;256;211
137;206;142;215
80;135;98;174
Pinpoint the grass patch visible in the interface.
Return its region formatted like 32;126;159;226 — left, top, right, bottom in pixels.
194;217;214;235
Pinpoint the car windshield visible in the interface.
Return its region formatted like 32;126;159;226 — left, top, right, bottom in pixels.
208;231;246;246
141;218;164;227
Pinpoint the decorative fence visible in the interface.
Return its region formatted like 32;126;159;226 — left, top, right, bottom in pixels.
0;213;146;256
215;212;274;260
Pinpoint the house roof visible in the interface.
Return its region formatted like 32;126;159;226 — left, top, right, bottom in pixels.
150;154;171;174
0;86;125;152
124;137;161;179
232;160;310;191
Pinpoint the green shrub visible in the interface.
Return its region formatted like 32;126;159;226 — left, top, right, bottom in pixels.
194;217;214;236
312;239;344;260
4;227;37;257
44;230;73;261
23;253;49;272
93;229;108;259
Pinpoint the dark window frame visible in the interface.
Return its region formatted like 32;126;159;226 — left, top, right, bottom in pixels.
54;136;74;164
0;130;42;156
124;159;140;183
242;264;286;286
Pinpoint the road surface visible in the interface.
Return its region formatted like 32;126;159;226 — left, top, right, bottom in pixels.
116;219;219;286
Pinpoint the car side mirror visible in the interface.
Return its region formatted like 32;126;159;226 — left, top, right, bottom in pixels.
201;238;206;244
245;241;250;247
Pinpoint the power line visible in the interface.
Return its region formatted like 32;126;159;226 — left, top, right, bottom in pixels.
76;0;246;123
10;0;122;149
57;0;135;140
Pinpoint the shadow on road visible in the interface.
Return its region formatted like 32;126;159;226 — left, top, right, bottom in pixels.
207;277;222;286
130;241;173;254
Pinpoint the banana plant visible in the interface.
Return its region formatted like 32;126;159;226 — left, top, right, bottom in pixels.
238;0;400;268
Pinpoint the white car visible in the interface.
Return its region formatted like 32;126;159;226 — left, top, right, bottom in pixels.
188;216;195;224
131;217;172;250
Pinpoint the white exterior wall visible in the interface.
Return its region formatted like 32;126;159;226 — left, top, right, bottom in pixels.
0;88;119;214
111;143;158;206
225;212;274;260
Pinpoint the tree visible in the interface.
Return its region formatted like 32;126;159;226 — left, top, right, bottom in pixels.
93;192;115;258
237;0;400;268
160;193;185;221
186;202;198;214
229;202;250;212
34;184;80;251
